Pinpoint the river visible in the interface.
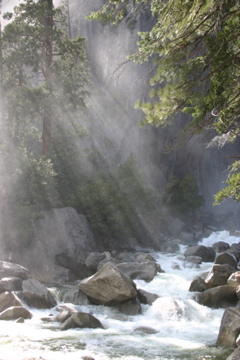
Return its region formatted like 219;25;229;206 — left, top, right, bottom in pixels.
0;230;239;360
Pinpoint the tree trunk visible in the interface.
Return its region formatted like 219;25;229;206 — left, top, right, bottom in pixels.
42;0;53;157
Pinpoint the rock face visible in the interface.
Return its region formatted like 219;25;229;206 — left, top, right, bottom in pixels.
12;208;104;283
217;307;240;347
78;263;137;305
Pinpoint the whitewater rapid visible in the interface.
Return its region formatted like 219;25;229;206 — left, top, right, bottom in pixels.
0;230;239;360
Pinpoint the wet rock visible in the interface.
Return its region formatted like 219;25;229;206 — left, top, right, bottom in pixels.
195;285;238;308
212;241;230;253
215;252;238;269
55;310;71;323
116;261;158;282
228;272;240;289
78;263;137;305
189;276;207;292
217;307;240;347
137;289;159;305
0;276;23;293
22;278;57;309
134;326;158;334
60;311;103;331
205;264;236;288
62;287;90;305
0;291;23;313
0;261;29;280
16;317;25;323
0;306;32;320
118;297;142;315
184;245;215;262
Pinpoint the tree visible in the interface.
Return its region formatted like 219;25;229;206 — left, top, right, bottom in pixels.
87;0;240;203
3;0;90;156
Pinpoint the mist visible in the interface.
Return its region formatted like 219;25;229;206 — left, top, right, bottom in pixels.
0;0;239;266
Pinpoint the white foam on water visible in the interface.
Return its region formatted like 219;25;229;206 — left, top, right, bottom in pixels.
0;230;238;360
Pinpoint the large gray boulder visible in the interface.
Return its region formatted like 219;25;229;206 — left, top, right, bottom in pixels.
13;208;103;283
0;306;32;320
0;291;23;313
60;311;103;331
22;278;57;309
217;307;240;347
195;285;238;308
78;263;137;305
205;264;236;288
184;245;215;262
0;261;29;280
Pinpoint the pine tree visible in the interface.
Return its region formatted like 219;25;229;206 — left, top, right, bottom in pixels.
3;0;90;156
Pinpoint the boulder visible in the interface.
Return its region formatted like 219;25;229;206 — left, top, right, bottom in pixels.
60;311;103;331
134;326;158;334
215;252;238;270
0;306;32;320
62;287;90;305
226;347;240;360
0;291;23;313
55;310;72;323
212;241;230;253
230;244;240;261
0;261;29;280
85;252;106;273
118;297;142;315
184;245;215;262
137;289;159;305
0;276;23;293
205;264;236;288
217;307;240;347
228;272;240;289
116;261;158;282
195;285;238;308
189;276;207;292
78;263;137;305
22;278;57;309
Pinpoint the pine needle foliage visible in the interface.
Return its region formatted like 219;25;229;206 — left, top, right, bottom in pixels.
88;0;240;203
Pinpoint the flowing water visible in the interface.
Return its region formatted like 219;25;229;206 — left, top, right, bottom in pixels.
0;230;239;360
